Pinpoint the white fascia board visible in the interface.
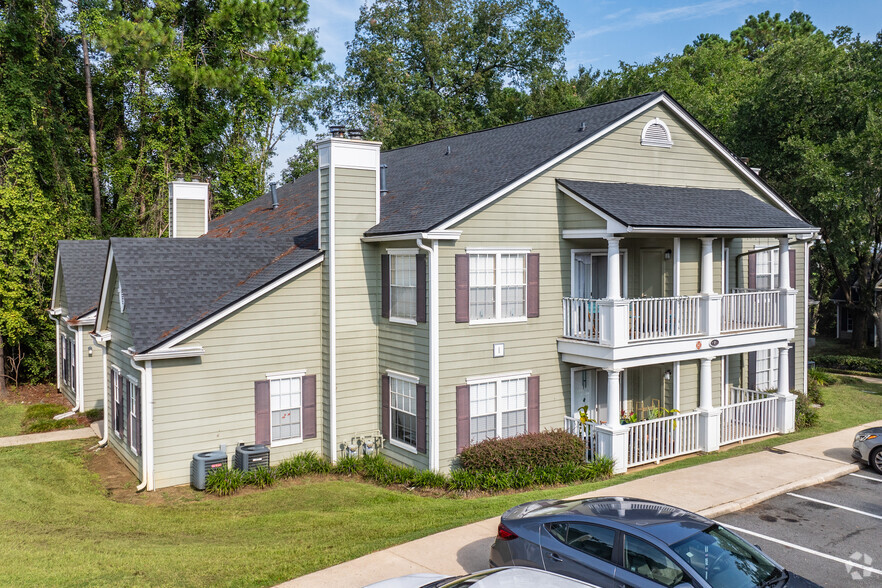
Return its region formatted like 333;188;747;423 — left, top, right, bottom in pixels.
557;183;629;233
626;226;818;236
50;247;62;310
562;229;624;239
91;330;112;344
145;254;324;354
133;346;205;361
436;95;667;231
362;230;462;243
94;245;117;333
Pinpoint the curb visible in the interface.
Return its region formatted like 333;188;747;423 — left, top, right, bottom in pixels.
697;462;862;519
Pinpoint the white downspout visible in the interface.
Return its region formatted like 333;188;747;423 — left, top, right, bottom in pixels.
75;327;85;413
95;338;109;446
416;238;440;471
129;356;153;492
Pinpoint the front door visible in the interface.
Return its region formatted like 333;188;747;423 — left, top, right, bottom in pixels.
640;249;665;298
572;369;609;423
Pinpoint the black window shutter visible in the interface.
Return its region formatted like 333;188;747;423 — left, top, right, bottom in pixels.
789;249;796;289
455;255;470;323
527;375;540;433
747;253;757;290
254;380;271;446
381;375;390;440
527;253;540;318
456;384;470;453
381;254;390;319
302;375;317;439
788;343;796;393
416;384;427;454
416;254;427;323
747;352;757;390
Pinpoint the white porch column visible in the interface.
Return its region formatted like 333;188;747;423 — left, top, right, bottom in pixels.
778;237;797;328
700;238;715;295
778;237;790;289
595;368;628;474
776;345;796;433
606;237;622;300
698;357;721;452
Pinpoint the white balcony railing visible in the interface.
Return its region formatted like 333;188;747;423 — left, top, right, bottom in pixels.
564;415;598;460
563;298;600;342
625;411;701;467
719;388;779;445
721;291;780;332
628;296;702;342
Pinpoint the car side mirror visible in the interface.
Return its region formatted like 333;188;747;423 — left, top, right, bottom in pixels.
754;544;763;552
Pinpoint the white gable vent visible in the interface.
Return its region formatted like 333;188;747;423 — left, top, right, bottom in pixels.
641;118;673;148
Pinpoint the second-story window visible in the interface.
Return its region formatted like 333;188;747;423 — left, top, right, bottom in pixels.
469;252;527;322
755;249;778;290
390;254;417;322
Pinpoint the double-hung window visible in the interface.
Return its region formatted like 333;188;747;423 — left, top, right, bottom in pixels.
128;378;141;455
469;251;527;322
60;334;76;391
111;367;124;438
755;348;779;391
469;374;528;444
390;253;417;322
755;249;778;290
389;374;418;450
270;373;303;444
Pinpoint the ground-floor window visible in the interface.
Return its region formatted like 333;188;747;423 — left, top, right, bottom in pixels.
389;375;417;449
111;367;125;439
61;333;76;391
755;349;779;391
127;378;141;456
270;374;302;443
469;375;528;445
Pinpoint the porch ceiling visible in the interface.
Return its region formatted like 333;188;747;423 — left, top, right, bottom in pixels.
557;179;817;233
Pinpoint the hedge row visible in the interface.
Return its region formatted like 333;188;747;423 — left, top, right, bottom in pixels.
204;451;614;496
812;354;882;375
458;429;586;473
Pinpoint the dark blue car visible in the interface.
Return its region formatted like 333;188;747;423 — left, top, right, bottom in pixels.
489;497;821;588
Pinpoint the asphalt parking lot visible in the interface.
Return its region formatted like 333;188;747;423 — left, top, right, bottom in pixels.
716;468;882;587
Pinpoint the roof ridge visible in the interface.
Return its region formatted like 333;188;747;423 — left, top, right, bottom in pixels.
380;92;664;154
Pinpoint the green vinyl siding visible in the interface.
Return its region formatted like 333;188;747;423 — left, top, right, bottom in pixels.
150;263;323;488
174;198;205;238
330;168;380;452
104;263;141;478
561;196;606;231
80;328;104;410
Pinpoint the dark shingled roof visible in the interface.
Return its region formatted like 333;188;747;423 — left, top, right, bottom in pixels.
557;180;816;230
110;238;321;353
57;240;109;319
366;93;663;235
204;170;318;245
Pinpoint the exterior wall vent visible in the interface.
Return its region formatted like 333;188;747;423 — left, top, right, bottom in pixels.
641;117;673;148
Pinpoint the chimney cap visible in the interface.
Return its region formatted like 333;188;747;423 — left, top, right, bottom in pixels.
329;124;346;138
347;128;364;140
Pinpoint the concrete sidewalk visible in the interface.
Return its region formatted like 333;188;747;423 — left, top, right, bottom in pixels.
280;420;882;588
0;423;98;448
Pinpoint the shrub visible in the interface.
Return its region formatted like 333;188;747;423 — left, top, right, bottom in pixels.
448;469;479;491
408;469;447;489
205;467;247;496
458;430;585;473
332;456;362;476
244;466;276;489
795;392;819;430
812;355;882;375
83;408;103;422
276;451;331;479
582;456;615;479
808;367;835;386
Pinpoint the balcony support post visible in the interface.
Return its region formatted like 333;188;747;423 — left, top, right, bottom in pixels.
606;236;622;300
779;237;796;329
698;238;719;337
700;238;715;295
777;344;796;433
698;356;721;452
595;369;628;473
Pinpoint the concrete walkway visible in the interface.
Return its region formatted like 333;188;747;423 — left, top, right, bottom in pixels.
280;420;882;588
0;422;98;448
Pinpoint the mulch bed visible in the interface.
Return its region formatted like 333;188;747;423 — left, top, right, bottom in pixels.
2;383;100;428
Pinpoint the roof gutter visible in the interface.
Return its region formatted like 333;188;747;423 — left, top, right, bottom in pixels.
416;238;440;471
362;230;461;243
132;346;205;361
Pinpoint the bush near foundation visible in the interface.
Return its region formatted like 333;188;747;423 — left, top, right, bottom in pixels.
812;355;882;375
457;429;586;473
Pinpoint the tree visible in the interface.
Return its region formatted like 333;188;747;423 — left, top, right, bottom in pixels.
281;139;319;183
341;0;573;148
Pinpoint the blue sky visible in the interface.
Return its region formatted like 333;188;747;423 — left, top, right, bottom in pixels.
269;0;881;179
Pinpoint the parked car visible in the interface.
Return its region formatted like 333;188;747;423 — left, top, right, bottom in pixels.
489;497;821;588
364;566;600;588
853;427;882;474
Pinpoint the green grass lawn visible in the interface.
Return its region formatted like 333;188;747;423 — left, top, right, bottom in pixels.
0;402;26;437
0;376;880;587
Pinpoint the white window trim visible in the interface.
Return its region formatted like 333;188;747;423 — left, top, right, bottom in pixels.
753;245;779;291
467;251;529;325
267;371;305;447
127;375;140;454
640;117;673;148
755;348;779;391
387;371;419;453
110;365;122;439
467;372;531;444
388;250;418;324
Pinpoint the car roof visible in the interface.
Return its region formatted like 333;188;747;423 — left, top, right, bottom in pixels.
512;497;712;544
441;567;597;587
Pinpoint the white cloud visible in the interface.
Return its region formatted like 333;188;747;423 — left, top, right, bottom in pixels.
575;0;761;39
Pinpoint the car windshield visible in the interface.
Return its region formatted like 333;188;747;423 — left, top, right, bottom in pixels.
671;524;781;588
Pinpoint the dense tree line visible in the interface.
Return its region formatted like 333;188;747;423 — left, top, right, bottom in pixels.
1;1;880;390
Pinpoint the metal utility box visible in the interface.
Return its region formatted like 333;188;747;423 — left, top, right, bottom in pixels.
234;444;270;472
190;450;228;490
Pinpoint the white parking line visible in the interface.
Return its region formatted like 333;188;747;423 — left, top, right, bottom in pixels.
850;473;882;483
786;493;882;520
718;523;882;578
